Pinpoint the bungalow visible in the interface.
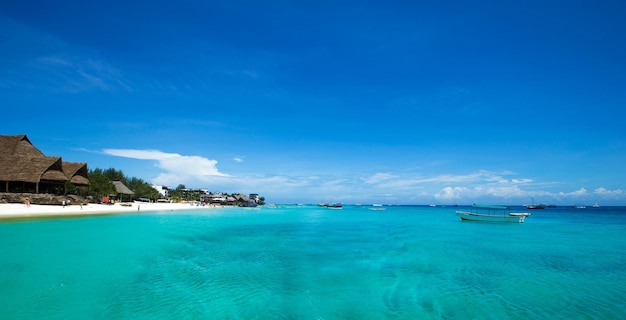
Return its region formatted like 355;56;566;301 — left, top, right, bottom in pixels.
112;180;135;202
0;134;89;194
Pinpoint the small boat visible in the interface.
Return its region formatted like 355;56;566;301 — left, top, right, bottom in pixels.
524;198;545;209
592;203;600;208
369;204;386;211
456;204;530;223
326;203;343;209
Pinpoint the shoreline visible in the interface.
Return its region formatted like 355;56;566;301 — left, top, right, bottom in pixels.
0;202;217;222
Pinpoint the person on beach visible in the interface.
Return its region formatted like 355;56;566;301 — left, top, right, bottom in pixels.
62;200;66;208
26;199;30;207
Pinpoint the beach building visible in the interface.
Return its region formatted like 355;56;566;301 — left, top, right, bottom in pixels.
152;185;170;198
199;193;227;204
0;134;89;194
112;181;135;202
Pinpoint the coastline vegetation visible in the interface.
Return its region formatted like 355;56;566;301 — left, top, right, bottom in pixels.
87;168;160;200
85;168;265;205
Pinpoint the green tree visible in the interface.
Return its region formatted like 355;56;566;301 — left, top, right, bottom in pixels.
64;181;77;195
103;168;126;184
126;177;160;200
88;169;116;198
168;184;187;201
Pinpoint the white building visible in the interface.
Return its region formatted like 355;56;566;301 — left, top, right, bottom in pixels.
152;185;170;197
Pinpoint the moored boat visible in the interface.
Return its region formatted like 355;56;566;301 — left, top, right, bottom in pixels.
524;198;545;209
456;204;530;223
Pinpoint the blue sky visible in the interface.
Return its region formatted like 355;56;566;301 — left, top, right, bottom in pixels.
2;1;625;205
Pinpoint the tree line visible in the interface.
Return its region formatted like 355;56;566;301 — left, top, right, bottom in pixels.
83;168;265;204
87;168;160;200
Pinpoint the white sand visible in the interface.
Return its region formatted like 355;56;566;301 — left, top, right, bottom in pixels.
0;201;215;221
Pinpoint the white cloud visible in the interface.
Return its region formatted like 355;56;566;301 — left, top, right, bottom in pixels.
94;151;626;204
0;17;132;93
435;186;469;200
32;54;131;93
545;187;626;203
433;184;528;202
363;173;397;184
103;149;229;186
233;157;243;163
593;187;623;197
559;188;588;197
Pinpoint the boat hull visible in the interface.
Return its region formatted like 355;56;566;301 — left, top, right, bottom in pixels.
456;211;528;223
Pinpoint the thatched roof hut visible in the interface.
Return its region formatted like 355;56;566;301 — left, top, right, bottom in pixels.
0;134;89;193
112;181;134;195
112;181;134;202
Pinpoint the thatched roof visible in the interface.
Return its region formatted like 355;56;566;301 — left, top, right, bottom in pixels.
233;193;252;202
63;161;89;186
113;181;134;195
0;134;89;186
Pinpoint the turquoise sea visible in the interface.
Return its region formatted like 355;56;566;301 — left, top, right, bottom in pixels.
1;205;626;319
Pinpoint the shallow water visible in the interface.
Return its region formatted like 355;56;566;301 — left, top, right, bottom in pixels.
1;205;625;319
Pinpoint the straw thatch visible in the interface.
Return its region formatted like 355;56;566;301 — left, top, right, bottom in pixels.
112;181;134;195
63;161;90;185
0;134;90;193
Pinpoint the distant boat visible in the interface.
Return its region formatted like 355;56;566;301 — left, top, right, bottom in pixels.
573;205;587;209
326;203;343;209
592;203;600;208
369;204;385;211
524;198;545;209
456;204;530;223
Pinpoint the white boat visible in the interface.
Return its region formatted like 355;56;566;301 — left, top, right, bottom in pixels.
456;204;530;223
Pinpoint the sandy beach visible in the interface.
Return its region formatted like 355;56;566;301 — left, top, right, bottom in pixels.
0;202;213;221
